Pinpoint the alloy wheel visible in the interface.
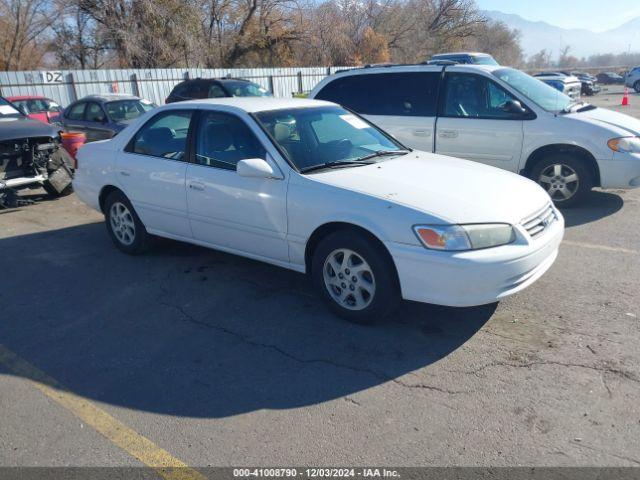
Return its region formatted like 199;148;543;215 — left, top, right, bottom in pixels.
323;248;376;311
538;163;579;202
109;202;136;246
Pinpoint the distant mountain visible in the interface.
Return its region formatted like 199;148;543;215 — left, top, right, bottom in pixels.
483;10;639;59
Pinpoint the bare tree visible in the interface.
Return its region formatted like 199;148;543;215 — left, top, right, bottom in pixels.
0;0;54;70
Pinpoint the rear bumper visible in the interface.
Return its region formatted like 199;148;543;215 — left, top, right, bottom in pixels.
598;153;640;188
386;215;564;307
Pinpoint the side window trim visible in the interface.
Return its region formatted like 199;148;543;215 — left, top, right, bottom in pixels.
124;109;196;162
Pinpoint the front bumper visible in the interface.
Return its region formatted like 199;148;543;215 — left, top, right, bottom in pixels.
598;152;640;188
386;213;564;307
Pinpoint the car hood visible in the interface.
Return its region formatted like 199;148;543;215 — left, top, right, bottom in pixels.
309;151;551;224
569;107;640;136
0;116;59;141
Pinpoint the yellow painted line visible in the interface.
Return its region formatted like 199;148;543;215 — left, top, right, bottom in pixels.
562;240;638;255
0;344;206;480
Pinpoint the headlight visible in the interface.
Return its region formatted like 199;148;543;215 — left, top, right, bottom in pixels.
607;137;640;153
413;224;516;251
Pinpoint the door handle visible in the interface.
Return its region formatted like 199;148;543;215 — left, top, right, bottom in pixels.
119;170;130;177
438;130;459;139
188;181;205;191
412;129;431;137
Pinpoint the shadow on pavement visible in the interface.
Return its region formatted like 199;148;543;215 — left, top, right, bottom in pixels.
560;190;624;228
0;222;495;418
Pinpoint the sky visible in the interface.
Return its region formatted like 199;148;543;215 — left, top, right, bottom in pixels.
475;0;640;32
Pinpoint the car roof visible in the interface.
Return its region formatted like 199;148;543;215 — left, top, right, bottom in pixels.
432;52;493;58
6;95;52;101
179;77;253;84
334;63;501;76
77;94;140;102
165;97;336;113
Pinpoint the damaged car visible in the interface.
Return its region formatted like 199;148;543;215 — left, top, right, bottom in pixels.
0;97;74;208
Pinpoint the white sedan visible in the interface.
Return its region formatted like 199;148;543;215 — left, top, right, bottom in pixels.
73;98;564;323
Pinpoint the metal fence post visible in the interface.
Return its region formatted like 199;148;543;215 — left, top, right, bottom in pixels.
326;66;331;76
68;72;78;101
131;73;141;97
297;71;303;93
268;75;274;94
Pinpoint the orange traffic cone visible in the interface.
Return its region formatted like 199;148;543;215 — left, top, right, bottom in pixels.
622;87;630;106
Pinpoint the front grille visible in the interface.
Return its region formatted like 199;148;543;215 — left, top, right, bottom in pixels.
521;203;557;238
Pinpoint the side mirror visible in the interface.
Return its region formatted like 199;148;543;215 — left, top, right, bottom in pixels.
502;100;527;115
237;158;282;179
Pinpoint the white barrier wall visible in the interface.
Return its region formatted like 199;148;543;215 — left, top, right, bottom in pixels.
0;67;347;107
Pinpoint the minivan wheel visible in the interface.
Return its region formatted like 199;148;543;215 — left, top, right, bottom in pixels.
104;190;150;254
530;154;593;208
312;230;400;324
634;81;640;94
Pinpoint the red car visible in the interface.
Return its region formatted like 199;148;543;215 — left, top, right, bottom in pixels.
6;96;63;124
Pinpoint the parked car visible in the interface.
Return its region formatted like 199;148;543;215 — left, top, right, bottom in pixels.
0;97;74;208
166;78;271;103
570;72;600;96
533;73;582;99
431;52;498;65
60;94;156;142
6;95;63;124
625;66;640;93
535;71;599;96
73;98;563;322
596;72;625;85
309;64;640;206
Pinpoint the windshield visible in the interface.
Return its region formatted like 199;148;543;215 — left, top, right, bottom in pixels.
493;68;573;113
255;106;406;172
105;99;154;122
0;98;23;118
224;81;271;97
13;98;61;114
474;56;499;66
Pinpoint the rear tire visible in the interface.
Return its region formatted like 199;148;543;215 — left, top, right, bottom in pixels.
530;154;594;208
311;229;400;324
634;81;640;94
104;190;150;254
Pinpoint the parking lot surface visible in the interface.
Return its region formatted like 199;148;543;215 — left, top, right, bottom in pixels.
0;87;639;471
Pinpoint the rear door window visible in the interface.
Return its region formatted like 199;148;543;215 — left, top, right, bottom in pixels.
66;102;86;120
86;102;107;122
126;110;194;160
316;72;440;117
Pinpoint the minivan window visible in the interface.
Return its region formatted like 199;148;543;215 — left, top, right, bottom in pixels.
315;72;440;117
441;73;521;119
493;68;572;113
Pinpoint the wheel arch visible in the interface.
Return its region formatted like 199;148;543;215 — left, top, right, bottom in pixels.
98;185;126;213
522;144;601;187
304;222;399;284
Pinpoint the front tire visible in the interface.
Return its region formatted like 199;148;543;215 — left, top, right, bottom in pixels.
634;81;640;94
530;154;594;208
104;190;150;254
311;229;400;324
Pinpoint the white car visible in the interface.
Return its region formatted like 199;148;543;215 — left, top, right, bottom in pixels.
310;64;640;206
73;98;564;322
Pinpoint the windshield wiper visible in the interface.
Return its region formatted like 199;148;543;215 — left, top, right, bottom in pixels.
355;149;411;162
299;160;376;174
